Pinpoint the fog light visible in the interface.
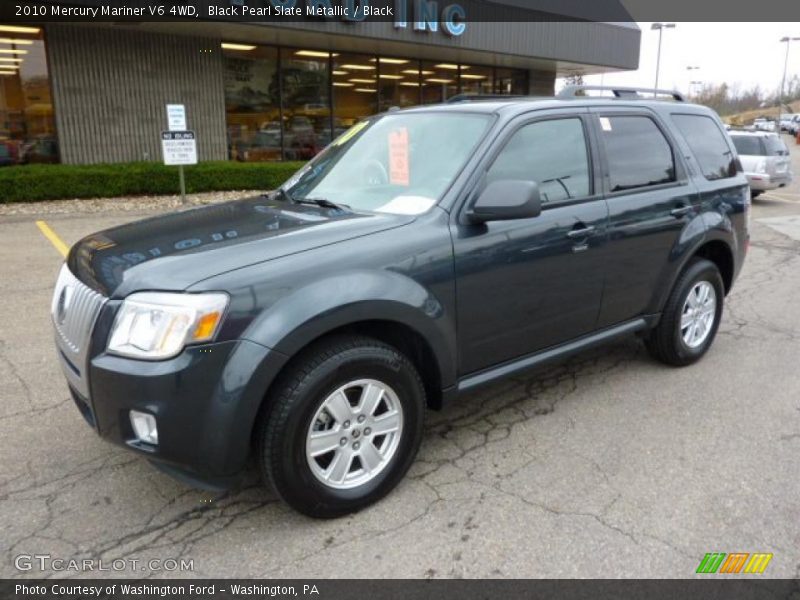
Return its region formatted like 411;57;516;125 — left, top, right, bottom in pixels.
130;410;158;445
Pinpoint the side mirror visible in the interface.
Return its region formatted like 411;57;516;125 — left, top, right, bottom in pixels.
468;180;542;224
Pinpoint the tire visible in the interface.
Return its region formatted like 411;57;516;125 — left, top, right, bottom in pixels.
751;190;762;199
258;335;425;518
645;258;724;367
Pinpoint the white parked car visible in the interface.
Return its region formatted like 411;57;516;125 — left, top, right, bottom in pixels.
729;131;792;197
753;118;777;132
779;113;797;132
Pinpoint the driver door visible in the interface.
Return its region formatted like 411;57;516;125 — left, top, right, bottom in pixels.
452;113;609;375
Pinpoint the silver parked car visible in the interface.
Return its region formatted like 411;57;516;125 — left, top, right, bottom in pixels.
729;131;791;197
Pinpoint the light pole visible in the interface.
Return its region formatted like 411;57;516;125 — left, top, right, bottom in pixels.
689;81;703;99
779;36;800;121
652;23;676;93
686;66;700;98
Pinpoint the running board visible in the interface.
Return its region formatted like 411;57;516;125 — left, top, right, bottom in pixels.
457;318;648;393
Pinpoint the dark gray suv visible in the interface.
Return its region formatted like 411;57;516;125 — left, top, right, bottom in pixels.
51;86;750;517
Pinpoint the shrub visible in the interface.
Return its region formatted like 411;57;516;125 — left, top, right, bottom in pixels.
0;161;305;203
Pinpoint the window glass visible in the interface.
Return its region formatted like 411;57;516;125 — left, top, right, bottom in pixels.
421;61;459;104
486;118;591;203
0;26;58;165
377;57;420;111
224;45;280;162
730;135;763;156
671;114;736;180
332;52;377;142
284;113;491;214
495;68;528;95
763;135;788;156
600;116;676;191
459;64;493;96
281;49;331;160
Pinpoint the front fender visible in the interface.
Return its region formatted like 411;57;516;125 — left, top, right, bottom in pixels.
240;269;457;389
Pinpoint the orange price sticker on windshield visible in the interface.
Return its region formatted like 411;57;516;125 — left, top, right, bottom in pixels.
388;127;410;186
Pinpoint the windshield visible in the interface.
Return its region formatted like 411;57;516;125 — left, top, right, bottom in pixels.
281;112;492;215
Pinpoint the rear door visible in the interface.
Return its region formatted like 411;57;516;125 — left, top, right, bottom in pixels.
590;108;699;328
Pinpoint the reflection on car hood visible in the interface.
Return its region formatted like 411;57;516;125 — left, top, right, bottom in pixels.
67;195;414;297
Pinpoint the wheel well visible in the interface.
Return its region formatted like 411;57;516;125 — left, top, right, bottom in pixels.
693;240;734;293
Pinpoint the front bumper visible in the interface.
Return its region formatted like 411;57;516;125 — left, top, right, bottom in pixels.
745;172;792;191
67;338;288;487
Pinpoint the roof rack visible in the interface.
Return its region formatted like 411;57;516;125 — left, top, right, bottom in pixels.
557;85;685;102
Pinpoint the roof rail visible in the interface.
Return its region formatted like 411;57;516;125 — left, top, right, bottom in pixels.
557;85;685;102
446;94;527;104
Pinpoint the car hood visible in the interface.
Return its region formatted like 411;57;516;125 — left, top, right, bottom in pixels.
67;195;414;298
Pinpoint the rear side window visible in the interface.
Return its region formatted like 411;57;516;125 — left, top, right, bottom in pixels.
671;114;737;180
763;135;788;156
486;118;591;204
731;136;764;156
599;115;676;192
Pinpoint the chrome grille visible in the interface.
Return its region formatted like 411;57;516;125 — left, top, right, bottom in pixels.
51;264;107;398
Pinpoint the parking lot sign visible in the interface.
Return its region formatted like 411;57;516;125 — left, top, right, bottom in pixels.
166;104;187;131
161;131;197;166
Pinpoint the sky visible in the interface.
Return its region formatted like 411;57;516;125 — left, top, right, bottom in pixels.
559;23;800;98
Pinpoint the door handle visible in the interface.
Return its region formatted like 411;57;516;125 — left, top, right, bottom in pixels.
670;205;692;217
567;225;596;239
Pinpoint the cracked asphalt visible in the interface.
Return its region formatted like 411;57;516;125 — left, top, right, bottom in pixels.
2;142;800;579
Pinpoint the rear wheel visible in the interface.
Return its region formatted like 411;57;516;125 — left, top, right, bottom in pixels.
751;190;762;199
645;258;724;366
258;335;425;518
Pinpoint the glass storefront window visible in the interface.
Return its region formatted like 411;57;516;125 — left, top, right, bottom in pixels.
223;43;530;161
459;64;494;96
224;45;280;162
421;61;459;104
377;57;420;112
495;67;528;95
0;25;58;165
281;49;331;160
332;52;377;141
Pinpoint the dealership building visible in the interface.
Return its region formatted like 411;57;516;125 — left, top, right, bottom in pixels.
0;7;640;165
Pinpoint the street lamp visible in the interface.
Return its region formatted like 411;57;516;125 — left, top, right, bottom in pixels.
779;36;800;120
651;23;676;93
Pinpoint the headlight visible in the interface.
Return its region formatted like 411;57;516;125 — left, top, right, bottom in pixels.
107;292;229;360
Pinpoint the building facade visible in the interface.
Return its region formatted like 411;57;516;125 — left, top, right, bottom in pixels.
0;15;640;166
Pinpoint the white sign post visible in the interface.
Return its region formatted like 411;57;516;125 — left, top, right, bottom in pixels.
161;130;197;204
164;104;193;204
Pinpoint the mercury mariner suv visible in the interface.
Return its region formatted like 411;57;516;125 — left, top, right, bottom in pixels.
51;86;749;517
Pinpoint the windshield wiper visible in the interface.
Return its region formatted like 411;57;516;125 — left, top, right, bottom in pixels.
266;187;294;203
291;197;351;211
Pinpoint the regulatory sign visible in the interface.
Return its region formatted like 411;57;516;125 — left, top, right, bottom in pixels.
166;104;187;131
161;131;197;166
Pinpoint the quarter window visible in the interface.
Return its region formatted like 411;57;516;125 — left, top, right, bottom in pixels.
599;116;676;192
672;114;737;180
486;118;591;204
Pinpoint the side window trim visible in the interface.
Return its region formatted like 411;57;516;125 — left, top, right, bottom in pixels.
589;108;689;198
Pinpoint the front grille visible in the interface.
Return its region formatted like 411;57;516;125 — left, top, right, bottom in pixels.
52;264;107;399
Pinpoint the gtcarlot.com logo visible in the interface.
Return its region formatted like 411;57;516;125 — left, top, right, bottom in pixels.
696;552;773;574
14;553;194;573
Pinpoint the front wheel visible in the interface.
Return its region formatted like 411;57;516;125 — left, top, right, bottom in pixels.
645;258;724;366
258;335;425;518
